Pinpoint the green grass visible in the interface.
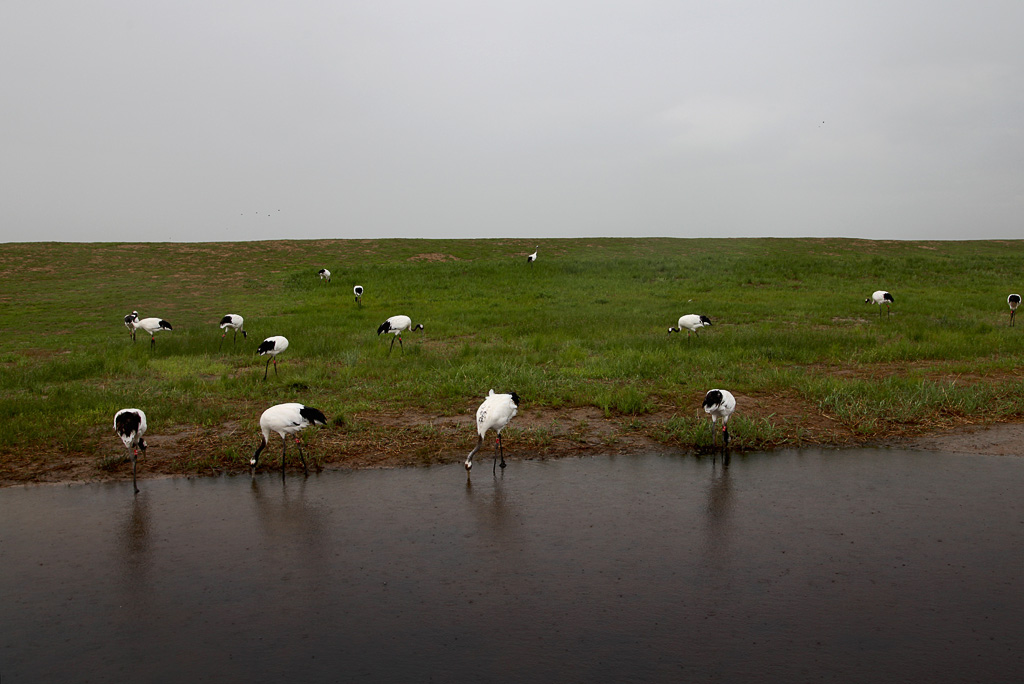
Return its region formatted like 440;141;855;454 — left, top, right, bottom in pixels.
2;237;1024;473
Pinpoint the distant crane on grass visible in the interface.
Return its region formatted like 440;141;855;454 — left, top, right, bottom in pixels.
669;314;713;339
377;315;423;354
219;314;246;345
866;290;894;317
256;335;289;379
124;311;138;340
132;317;173;346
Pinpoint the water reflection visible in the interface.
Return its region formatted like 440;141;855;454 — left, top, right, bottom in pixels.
700;452;736;605
463;471;518;536
117;493;151;579
2;450;1022;683
113;494;154;674
704;452;734;539
248;475;330;570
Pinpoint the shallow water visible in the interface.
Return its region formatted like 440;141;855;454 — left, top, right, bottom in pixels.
2;449;1022;683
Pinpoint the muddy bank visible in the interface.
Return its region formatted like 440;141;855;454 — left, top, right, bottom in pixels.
900;422;1024;456
1;402;1021;487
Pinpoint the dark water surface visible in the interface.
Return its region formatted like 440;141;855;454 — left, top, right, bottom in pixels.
2;449;1023;683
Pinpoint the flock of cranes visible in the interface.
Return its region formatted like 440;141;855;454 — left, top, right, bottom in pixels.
113;246;1023;493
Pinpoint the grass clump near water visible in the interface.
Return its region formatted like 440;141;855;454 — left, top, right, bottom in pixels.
1;237;1023;481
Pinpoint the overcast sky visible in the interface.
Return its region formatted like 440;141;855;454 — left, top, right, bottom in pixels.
1;1;1021;243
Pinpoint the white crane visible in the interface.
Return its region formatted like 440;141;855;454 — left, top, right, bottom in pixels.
123;311;138;340
702;389;736;447
1009;294;1021;327
377;315;423;354
114;408;148;494
866;290;894;316
131;317;173;346
250;402;327;475
465;390;520;474
354;285;364;307
318;268;331;283
527;247;538;265
219;314;246;345
669;314;713;338
256;335;289;379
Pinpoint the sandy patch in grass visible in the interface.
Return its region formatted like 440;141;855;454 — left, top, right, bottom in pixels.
407;253;461;262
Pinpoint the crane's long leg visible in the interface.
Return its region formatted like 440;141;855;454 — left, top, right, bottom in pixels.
498;433;506;469
493;436;500;473
151;335;156;347
388;336;397;355
274;358;279;376
264;357;271;380
723;423;730;447
281;436;287;478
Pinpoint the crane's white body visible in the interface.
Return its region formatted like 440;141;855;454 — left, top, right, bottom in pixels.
114;408;148;493
377;315;423;353
669;314;712;337
379;315;417;334
256;335;289;379
251;403;327;474
867;290;894;316
219;314;246;343
318;268;331;282
527;247;538;264
703;389;736;447
132;317;172;345
1009;294;1021;326
465;390;520;473
354;285;364;306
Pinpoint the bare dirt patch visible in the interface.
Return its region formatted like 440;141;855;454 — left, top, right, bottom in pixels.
407;253;461;262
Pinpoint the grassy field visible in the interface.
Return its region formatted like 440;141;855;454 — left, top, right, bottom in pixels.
1;237;1023;483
